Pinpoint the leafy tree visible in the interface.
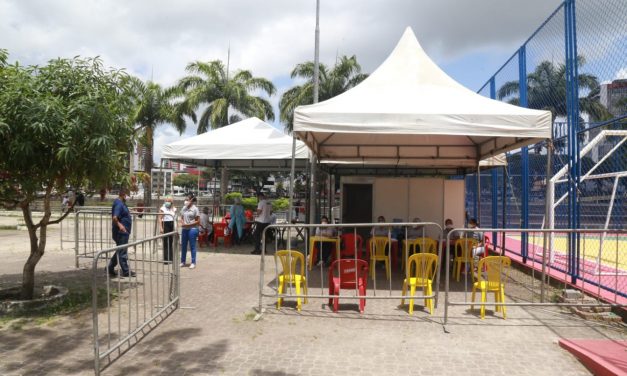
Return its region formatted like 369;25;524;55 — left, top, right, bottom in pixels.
178;60;276;133
173;173;198;191
497;57;613;124
0;54;134;299
280;55;368;132
128;78;195;205
177;60;276;198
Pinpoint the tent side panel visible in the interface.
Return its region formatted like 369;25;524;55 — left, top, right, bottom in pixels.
408;178;445;239
443;179;466;231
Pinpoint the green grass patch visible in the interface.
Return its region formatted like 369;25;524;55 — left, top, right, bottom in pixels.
1;287;112;329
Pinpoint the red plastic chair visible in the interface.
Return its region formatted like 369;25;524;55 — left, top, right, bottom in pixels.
212;223;232;247
327;259;369;313
340;233;364;260
198;231;209;247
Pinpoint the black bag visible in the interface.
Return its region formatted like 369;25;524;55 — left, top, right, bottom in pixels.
76;193;85;206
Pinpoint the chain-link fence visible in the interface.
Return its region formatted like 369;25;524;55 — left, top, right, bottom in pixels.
470;0;627;299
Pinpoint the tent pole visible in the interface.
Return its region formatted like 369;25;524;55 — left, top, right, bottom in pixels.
476;165;481;224
501;165;507;255
287;137;297;224
541;139;553;302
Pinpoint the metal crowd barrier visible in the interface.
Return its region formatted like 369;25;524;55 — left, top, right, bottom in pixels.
92;232;180;375
256;222;444;315
73;209;164;267
443;228;627;324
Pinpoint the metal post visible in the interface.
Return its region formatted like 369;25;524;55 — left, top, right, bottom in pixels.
489;77;499;249
476;166;481;224
309;0;320;225
541;140;553;302
501;166;507;254
565;0;580;283
519;46;529;263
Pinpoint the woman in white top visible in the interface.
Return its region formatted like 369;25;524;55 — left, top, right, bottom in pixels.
159;197;176;263
180;197;200;269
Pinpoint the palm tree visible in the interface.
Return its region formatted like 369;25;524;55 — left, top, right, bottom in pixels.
178;60;276;133
129;78;195;205
497;56;612;124
280;55;369;132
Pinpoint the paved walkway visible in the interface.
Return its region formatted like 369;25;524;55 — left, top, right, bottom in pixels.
1;222;625;375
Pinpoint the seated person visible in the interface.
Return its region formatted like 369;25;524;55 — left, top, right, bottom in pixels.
466;218;485;258
405;217;424;239
314;216;336;266
443;218;459;241
199;207;213;241
371;215;391;237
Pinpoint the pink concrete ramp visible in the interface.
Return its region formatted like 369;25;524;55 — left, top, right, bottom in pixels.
559;339;627;376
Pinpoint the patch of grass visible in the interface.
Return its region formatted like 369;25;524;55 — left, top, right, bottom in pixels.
243;311;257;321
1;287;112;328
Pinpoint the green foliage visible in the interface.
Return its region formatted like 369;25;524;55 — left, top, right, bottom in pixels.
272;197;289;211
497;57;612;123
0;54;134;206
280;55;369;132
224;192;243;204
241;197;258;211
172;173;198;190
178;60;276;133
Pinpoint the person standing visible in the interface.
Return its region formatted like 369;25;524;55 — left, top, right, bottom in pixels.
251;193;272;254
108;188;134;277
159;196;176;263
180;196;200;269
229;197;246;245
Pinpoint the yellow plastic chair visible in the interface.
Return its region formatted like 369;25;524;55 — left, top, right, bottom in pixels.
471;256;511;319
401;253;438;315
275;250;308;311
369;236;391;280
453;238;479;282
402;237;437;271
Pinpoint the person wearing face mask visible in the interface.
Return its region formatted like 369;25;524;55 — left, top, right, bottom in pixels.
314;215;336;266
180;196;200;269
159;197;176;263
107;188;134;277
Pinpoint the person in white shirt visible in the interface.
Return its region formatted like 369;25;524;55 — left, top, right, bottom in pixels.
159;197;176;262
251;193;272;254
199;206;211;234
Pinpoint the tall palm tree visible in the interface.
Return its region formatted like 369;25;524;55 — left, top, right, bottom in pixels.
129;77;195;205
280;55;369;132
497;56;612;124
178;60;276;133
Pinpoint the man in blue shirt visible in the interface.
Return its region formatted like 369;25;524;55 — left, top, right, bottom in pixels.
108;188;134;277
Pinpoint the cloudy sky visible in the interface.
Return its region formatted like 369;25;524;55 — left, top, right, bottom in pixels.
1;0;565;162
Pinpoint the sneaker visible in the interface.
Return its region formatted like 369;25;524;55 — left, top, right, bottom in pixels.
251;250;261;255
316;260;323;267
189;263;196;269
121;271;137;278
180;263;186;267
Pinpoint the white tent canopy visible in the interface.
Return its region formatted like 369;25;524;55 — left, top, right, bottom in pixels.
293;27;551;171
162;117;309;170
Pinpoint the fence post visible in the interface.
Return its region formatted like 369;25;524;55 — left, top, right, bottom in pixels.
489;77;499;249
565;0;580;283
519;46;529;263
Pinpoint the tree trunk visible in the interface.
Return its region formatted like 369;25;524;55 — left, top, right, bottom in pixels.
144;127;153;206
20;191;52;300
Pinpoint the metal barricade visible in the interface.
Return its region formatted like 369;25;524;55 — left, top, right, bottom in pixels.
256;222;444;315
92;232;180;375
443;228;627;324
74;210;164;267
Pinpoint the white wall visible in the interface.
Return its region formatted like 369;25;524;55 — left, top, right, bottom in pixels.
341;176;465;239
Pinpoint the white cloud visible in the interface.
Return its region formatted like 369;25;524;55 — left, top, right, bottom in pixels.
1;0;567;162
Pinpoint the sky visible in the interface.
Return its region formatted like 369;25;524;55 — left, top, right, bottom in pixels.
0;0;565;162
